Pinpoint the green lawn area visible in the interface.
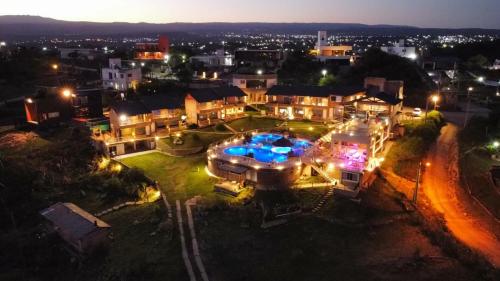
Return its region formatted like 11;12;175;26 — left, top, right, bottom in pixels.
286;120;330;140
226;116;282;132
461;151;500;218
161;130;233;150
80;203;186;281
226;117;330;140
120;152;220;202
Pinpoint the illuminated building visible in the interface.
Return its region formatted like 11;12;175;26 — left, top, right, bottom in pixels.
134;35;170;60
185;86;247;127
381;39;418;60
101;58;142;90
310;31;355;64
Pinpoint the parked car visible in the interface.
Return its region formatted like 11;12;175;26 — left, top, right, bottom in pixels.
412;107;422;117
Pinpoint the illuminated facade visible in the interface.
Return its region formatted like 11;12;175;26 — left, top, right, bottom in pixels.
185;87;247;127
265;85;365;121
101;58;142;90
134;35;170;60
232;73;277;104
310;31;355;63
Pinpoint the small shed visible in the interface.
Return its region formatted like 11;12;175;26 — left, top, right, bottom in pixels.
40;202;112;254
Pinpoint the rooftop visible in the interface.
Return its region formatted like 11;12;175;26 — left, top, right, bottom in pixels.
189;86;246;103
266;85;365;98
40;202;111;241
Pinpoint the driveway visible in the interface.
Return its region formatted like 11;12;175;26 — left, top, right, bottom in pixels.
422;124;500;267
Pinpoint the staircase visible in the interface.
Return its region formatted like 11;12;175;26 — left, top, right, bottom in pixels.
246;104;262;112
311;165;337;185
312;186;335;213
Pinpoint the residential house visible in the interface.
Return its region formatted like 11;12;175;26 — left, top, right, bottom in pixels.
106;94;184;155
135;35;170;60
265;85;366;121
310;31;354;64
232;73;277;104
101;58;142;90
381;39;418;60
24;87;74;126
350;77;404;124
190;49;233;67
140;93;185;132
185;86;247;127
234;50;284;69
40;202;112;255
327;116;390;189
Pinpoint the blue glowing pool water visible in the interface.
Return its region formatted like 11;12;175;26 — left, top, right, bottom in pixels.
223;133;312;163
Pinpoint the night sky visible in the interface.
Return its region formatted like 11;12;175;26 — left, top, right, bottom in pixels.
3;0;500;29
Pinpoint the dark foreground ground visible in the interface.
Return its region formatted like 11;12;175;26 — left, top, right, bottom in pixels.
197;179;487;281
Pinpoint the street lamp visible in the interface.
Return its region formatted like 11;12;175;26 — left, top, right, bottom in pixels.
257;69;263;75
477;76;485;83
321;69;327;77
424;94;440;122
431;95;440;110
52;64;58;71
493;141;500;148
62;88;72;98
464;87;474;128
413;161;431;204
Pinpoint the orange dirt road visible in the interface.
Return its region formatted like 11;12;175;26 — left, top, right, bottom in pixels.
423;124;500;267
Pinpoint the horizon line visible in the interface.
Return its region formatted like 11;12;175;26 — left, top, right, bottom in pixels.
2;14;500;30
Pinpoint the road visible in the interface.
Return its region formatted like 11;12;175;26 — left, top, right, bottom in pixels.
422;123;500;267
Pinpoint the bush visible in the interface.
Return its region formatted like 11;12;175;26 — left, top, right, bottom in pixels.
384;112;445;179
192;133;201;142
215;123;226;132
121;167;148;184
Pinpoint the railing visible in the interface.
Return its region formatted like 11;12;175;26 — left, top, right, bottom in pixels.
207;131;307;170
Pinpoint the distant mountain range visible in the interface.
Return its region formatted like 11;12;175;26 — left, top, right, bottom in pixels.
1;15;499;39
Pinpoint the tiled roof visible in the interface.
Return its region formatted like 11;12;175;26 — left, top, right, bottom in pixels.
141;93;184;110
189;86;246;103
40;202;110;241
111;100;151;116
266;85;365;97
365;89;402;105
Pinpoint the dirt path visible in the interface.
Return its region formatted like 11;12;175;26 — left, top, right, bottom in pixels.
422;123;500;267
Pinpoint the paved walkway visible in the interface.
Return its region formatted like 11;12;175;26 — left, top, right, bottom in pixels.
186;198;210;281
175;200;197;281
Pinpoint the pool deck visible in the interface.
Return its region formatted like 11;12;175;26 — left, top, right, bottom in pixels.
207;133;310;170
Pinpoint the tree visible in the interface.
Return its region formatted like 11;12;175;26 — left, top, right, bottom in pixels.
465;54;489;69
176;64;194;85
318;74;337;86
278;51;322;85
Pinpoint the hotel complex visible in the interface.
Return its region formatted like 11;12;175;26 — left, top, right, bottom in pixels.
23;33;405;193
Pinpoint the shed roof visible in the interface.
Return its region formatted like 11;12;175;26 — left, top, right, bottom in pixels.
40;202;111;241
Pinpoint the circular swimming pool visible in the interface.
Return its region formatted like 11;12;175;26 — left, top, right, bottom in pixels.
223;133;312;163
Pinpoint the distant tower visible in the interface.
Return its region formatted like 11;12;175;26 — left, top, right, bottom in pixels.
158;35;170;53
317;31;328;49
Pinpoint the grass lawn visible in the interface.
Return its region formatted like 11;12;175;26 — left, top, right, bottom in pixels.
120;152;220;202
226;116;282;132
161;130;233;150
461;151;500;218
226;117;330;140
79;203;186;281
286;120;330;140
